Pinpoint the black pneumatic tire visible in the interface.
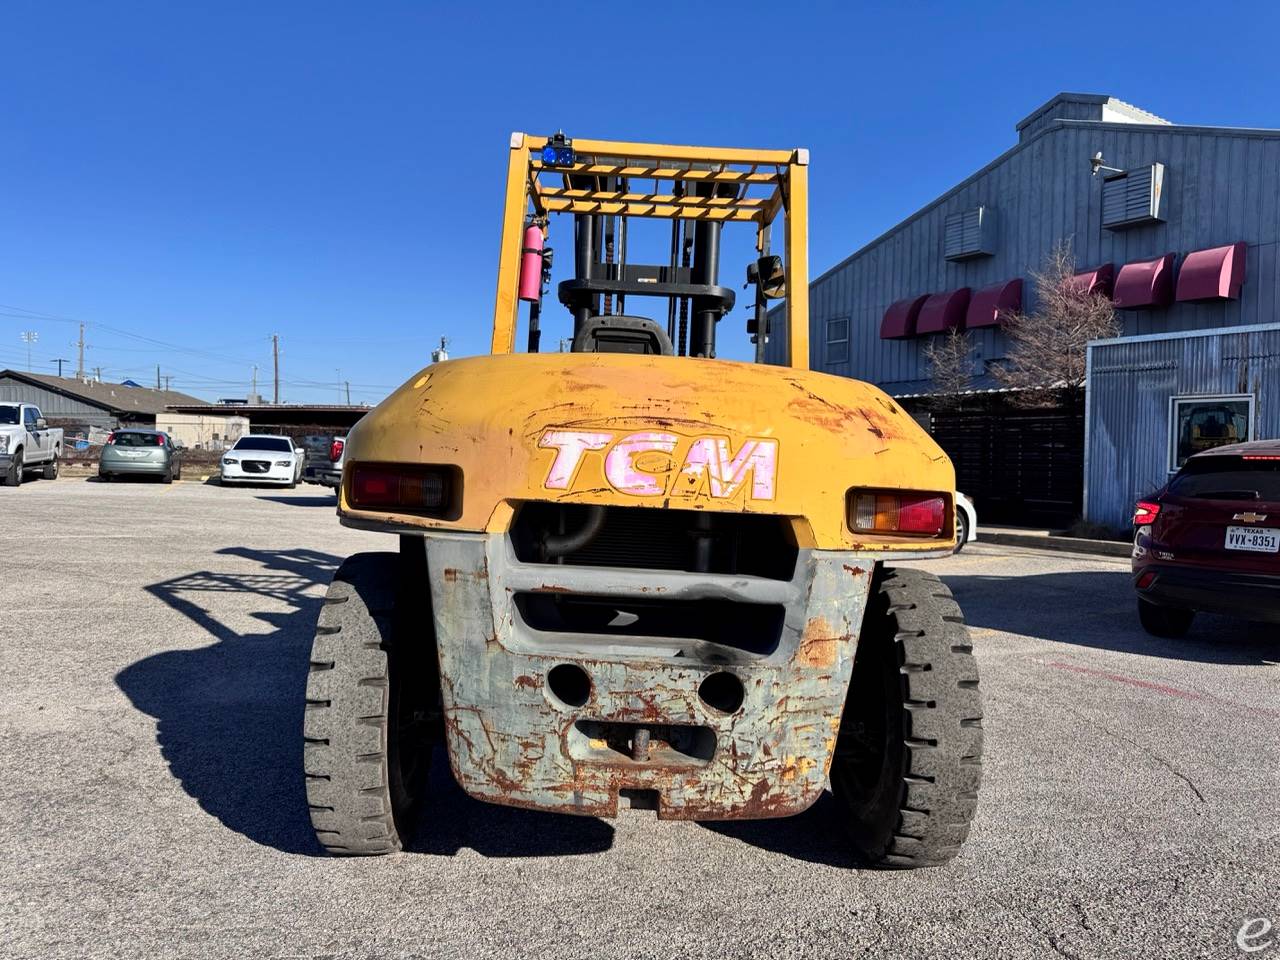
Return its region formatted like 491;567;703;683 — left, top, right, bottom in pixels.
5;449;22;487
304;550;438;855
43;454;59;480
954;510;969;554
1137;599;1194;638
831;566;983;869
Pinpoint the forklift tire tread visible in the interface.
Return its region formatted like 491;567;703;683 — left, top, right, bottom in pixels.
303;551;424;856
832;566;983;869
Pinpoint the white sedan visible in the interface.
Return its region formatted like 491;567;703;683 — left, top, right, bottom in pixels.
220;435;304;488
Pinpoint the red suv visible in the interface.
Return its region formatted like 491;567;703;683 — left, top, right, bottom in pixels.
1132;439;1280;637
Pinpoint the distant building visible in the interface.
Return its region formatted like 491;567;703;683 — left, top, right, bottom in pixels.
0;370;207;432
153;411;250;451
768;92;1280;528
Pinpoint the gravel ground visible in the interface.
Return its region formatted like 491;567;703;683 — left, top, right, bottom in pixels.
2;477;1277;960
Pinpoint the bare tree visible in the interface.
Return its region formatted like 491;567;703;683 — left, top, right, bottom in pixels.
923;328;976;409
992;242;1120;406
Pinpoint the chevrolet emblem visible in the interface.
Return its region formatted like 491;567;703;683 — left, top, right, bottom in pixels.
1233;512;1268;523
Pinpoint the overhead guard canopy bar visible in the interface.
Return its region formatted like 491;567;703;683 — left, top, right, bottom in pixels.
491;133;809;369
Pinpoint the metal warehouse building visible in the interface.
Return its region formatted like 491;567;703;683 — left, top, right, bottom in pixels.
0;370;205;431
768;92;1280;529
1085;324;1280;529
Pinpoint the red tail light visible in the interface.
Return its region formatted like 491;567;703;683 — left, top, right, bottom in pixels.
349;464;458;517
156;434;165;446
849;491;948;536
330;438;345;462
1133;501;1161;526
105;433;116;445
1243;454;1280;461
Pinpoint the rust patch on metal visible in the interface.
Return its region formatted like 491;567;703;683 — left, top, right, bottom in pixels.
799;616;842;668
842;564;866;577
513;675;539;690
532;583;572;593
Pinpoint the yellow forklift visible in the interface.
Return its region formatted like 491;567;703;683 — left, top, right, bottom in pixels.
304;133;982;867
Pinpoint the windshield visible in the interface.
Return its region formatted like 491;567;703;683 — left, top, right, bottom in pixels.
0;406;19;425
112;432;163;447
1169;456;1280;502
233;437;293;453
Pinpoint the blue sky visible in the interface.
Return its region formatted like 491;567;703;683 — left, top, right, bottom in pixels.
3;0;1280;403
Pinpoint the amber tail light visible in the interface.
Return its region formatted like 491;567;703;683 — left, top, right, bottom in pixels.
349;464;461;518
848;491;948;537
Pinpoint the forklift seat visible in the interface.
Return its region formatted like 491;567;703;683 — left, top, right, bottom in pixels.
572;315;674;356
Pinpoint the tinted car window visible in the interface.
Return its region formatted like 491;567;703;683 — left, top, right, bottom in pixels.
113;432;162;447
0;407;18;425
1169;456;1280;502
233;437;293;452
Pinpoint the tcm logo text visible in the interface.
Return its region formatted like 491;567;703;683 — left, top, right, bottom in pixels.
538;429;778;502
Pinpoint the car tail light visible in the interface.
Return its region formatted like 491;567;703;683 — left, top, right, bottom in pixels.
1133;501;1161;525
156;435;165;446
105;433;116;445
1136;571;1156;589
330;438;345;462
849;491;948;536
349;464;458;516
1243;454;1280;461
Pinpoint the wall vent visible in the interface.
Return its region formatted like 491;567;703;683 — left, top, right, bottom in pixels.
1102;163;1166;230
943;206;996;261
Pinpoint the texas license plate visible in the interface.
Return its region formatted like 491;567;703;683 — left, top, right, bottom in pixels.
1225;526;1280;553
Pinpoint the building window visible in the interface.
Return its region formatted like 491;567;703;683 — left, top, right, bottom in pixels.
825;317;850;364
1169;394;1254;471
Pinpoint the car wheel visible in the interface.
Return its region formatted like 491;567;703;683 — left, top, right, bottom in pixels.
174;462;182;481
304;550;440;855
1137;599;1194;638
42;455;59;480
162;467;173;484
4;449;23;487
829;566;982;868
954;510;969;554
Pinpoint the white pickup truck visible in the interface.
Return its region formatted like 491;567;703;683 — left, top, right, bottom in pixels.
0;402;64;486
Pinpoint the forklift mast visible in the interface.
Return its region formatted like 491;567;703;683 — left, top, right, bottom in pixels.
490;133;810;367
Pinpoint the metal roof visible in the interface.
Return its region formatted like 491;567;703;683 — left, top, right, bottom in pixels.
0;369;206;415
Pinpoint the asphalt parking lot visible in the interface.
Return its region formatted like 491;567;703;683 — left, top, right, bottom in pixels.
2;478;1277;960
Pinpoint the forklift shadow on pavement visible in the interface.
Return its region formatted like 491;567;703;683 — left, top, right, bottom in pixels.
116;545;613;858
942;570;1277;666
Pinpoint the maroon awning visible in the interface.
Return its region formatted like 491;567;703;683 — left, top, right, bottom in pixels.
879;294;930;339
1175;242;1247;302
915;289;971;335
965;278;1022;329
1113;254;1176;309
1070;263;1114;297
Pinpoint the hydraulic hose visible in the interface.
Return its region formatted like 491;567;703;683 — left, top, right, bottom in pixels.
542;505;607;559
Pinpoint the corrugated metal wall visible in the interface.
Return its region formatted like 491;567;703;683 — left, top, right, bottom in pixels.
767;116;1280;395
1084;325;1280;528
0;376;117;428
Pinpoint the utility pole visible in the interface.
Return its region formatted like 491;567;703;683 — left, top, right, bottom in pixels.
93;366;102;382
272;334;280;405
53;358;69;377
163;375;172;391
335;368;342;404
345;381;351;405
76;322;85;379
156;364;162;389
251;364;258;401
20;331;38;371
